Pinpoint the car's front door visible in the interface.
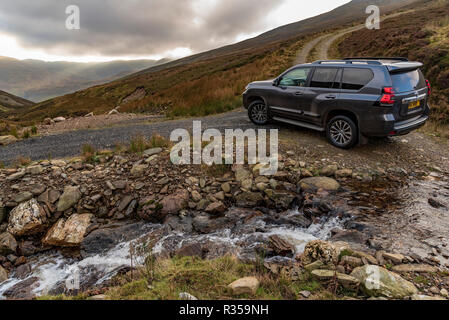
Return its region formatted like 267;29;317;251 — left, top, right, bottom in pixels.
300;67;342;125
269;67;312;120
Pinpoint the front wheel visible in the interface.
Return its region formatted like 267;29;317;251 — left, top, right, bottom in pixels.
326;115;358;149
248;100;269;125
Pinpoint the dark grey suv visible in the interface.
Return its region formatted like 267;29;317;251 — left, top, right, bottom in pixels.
243;57;431;148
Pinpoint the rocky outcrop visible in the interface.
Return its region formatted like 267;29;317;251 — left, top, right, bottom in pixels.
350;265;418;298
7;199;46;236
42;214;93;247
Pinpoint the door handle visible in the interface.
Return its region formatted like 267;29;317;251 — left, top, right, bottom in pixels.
325;94;336;99
294;92;303;96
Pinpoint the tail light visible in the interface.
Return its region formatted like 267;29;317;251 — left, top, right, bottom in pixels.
426;80;431;96
380;87;395;106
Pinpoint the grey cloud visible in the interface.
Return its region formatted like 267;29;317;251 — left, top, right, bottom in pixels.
0;0;282;57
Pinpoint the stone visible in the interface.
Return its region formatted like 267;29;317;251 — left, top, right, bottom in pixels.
235;192;264;207
335;169;353;179
0;207;5;223
299;290;311;298
0;265;8;283
43;214;93;247
179;292;198;300
440;288;448;298
53;117;66;122
26;165;43;175
13;192;33;203
7;199;46;236
221;183;231;193
352;251;378;265
264;189;296;209
7;171;25;181
241;178;253;190
30;184;46;196
50;159;66;166
311;269;360;289
191;190;202;202
321;165;338;177
130;164;147;176
411;294;446;301
89;294;107;300
235;167;250;182
118;195;133;212
159;190;189;216
57;186;81;212
383;252;405;264
205;202;226;214
299;177;340;191
302;240;338;266
0;232;17;255
228;277;260;295
304;260;324;272
112;180;127;189
350;265;418;298
391;264;438;273
0;135;18;146
214;191;225;201
143;147;163;157
341;256;363;268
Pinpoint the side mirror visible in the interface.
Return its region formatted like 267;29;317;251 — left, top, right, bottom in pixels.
273;78;279;86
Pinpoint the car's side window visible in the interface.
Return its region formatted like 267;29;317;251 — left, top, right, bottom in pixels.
342;68;374;90
279;68;311;87
310;68;340;89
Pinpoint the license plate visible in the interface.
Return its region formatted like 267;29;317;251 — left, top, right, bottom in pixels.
408;100;421;109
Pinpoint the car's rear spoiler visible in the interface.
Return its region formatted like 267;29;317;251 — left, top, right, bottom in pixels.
388;62;423;74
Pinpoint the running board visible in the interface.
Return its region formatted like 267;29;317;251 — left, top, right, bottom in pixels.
272;117;325;132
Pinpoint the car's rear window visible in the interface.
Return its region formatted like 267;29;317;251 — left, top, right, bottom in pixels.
391;69;426;93
341;68;374;90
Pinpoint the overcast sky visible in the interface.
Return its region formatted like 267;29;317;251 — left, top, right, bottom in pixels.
0;0;350;62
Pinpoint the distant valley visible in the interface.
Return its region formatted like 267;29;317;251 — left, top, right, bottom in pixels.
0;56;169;102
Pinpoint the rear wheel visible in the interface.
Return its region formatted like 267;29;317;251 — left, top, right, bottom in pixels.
248;100;269;125
326;115;358;149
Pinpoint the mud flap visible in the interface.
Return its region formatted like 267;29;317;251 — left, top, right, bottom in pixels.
358;132;369;145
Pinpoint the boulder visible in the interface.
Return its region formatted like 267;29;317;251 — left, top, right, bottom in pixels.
26;165;43;175
235;167;251;182
42;214;93;247
57;186;81;212
7;199;46;236
0;265;8;283
13;192;33;204
228;277;260;295
302;240;338;266
0;135;18;146
335;169;353;179
0;232;17;255
350;265;418;298
382;252;405;264
299;177;340;191
7;171;25;181
159;190;189;215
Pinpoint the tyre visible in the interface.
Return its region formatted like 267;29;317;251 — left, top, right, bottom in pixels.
326;115;358;149
248;100;269;125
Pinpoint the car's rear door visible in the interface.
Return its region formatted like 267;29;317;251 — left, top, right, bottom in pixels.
390;69;428;121
300;67;341;125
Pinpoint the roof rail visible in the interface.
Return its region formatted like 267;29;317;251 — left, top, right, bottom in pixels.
313;60;382;65
343;57;409;62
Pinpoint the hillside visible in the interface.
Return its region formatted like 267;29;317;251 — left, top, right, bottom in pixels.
0;57;169;102
7;0;419;123
334;0;449;135
0;90;34;113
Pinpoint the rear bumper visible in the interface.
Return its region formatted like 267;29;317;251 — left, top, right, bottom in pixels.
361;104;430;137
